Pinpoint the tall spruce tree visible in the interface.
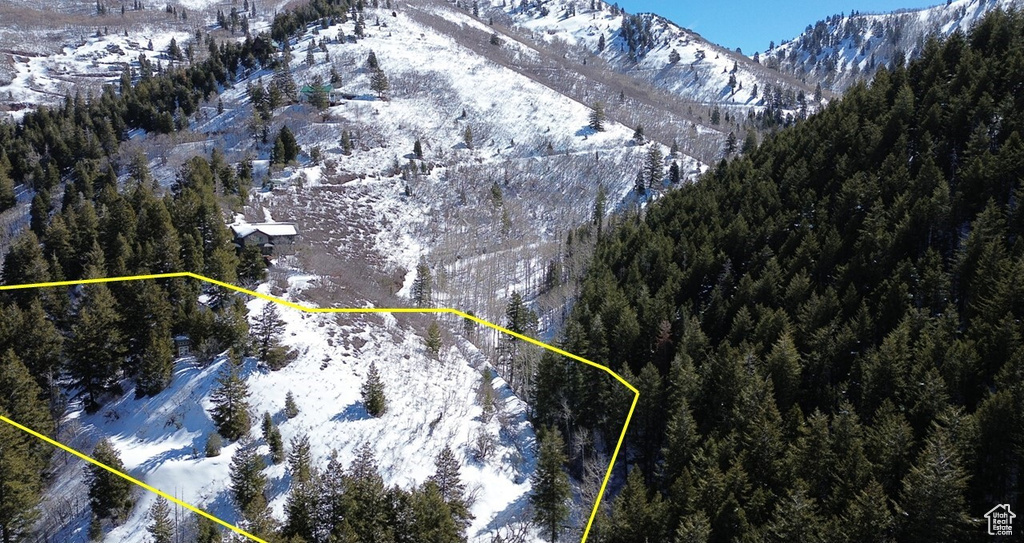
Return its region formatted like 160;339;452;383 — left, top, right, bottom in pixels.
370;68;390;100
361;361;387;417
531;427;570;543
147;497;174;543
68;284;126;413
589;102;606;131
0;350;53;467
644;145;664;188
209;358;251;441
261;412;284;464
284;390;299;419
429;445;472;534
426;321;442;358
194;515;222;543
250;303;287;369
135;316;174;397
346;443;391;543
412;259;432;306
0;406;45;543
229;439;267;518
412;481;463;543
283;434;317;541
87;439;133;525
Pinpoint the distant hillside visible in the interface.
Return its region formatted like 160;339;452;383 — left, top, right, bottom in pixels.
485;0;816;112
761;0;1023;92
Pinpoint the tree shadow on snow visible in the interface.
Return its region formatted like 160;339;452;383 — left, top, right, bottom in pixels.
332;401;370;422
134;444;201;475
575;126;596;137
480;491;533;534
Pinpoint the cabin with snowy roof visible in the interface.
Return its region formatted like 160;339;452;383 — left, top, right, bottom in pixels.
230;222;299;255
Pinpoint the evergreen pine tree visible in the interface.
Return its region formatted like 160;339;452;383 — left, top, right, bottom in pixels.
283;434;317;541
668;161;681;184
632;124;644;144
195;515;222;543
135;316;174;397
261;412;285;464
426;321;442;358
147;497;174;543
205;432;222;457
411;481;462;543
607;468;668;541
463;125;473;149
284;390;299;419
87;439;133;524
762;480;830;543
0;350;54;465
251;303;287;369
229;440;267;517
308;75;329;111
674;510;711;543
428;445;473;534
594;184;607;235
412;259;432;306
361;361;387;417
68;284;126;413
316;450;354;541
589;102;606;131
645;145;664;188
634;168;646;194
209;358;252;441
841;479;894;543
272;135;287;165
898;428;973;543
530;427;570;543
725;131;738;155
346;443;391;542
0;406;45;543
237;245;267;286
413;138;423;159
272;126;299;164
0;168;15;212
370;68;390;100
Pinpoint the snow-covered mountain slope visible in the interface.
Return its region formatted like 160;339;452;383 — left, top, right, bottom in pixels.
761;0;1023;92
229;0;707;331
488;0;815;109
38;280;537;543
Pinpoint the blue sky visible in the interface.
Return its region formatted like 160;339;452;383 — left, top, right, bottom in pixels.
613;1;940;54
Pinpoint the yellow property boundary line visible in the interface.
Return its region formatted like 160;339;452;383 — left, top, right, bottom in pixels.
0;271;639;543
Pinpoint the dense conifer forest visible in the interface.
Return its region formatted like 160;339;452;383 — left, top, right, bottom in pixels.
535;9;1024;543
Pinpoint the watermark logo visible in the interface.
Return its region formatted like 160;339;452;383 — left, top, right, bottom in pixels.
985;504;1015;536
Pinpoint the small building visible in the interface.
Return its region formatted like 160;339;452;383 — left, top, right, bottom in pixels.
300;84;344;106
230;222;299;255
173;335;192;357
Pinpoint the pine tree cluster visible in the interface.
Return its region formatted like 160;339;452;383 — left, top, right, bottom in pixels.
537;9;1024;542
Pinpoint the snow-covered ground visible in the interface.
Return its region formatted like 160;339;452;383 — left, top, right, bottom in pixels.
46;279;537;543
0;29;191;107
